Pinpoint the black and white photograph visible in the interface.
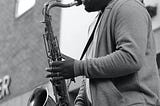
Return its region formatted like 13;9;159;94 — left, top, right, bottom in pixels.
0;0;160;106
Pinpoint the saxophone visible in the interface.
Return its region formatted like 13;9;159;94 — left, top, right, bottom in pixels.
27;0;82;106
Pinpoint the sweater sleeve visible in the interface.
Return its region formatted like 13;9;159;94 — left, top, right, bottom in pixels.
74;1;150;78
74;78;91;106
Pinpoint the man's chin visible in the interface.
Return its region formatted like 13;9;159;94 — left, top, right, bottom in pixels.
84;6;97;12
85;8;93;12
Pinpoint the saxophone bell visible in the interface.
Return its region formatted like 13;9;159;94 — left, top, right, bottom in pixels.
27;87;48;106
27;87;56;106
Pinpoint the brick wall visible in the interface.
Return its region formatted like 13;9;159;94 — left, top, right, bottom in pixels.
0;0;61;103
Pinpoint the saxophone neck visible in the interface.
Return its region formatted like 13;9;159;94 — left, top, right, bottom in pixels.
44;0;82;14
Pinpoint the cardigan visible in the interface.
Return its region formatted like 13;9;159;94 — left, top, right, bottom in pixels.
74;0;160;105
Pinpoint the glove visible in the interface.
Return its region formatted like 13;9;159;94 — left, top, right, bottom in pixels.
45;54;75;79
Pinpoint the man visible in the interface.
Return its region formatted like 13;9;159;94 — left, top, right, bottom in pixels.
46;0;160;105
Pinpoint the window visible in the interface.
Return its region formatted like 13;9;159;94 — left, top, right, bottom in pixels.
15;0;36;18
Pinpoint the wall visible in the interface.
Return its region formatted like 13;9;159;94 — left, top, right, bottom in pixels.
0;0;61;105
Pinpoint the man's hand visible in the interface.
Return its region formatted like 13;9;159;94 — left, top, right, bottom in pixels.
45;54;75;79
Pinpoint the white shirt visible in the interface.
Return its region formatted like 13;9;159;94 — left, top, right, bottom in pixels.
85;12;102;103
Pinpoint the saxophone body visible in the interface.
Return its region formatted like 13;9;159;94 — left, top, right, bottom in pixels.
27;0;82;106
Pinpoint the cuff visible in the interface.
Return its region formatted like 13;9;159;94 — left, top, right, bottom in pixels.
74;60;85;77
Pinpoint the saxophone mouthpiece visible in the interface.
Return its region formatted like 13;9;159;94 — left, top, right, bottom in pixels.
75;0;82;6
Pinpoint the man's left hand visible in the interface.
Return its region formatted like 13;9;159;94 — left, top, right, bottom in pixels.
45;54;75;80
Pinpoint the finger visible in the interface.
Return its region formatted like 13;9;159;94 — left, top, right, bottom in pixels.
61;53;72;61
45;67;52;71
50;77;64;82
46;72;62;78
50;61;64;66
45;67;60;73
